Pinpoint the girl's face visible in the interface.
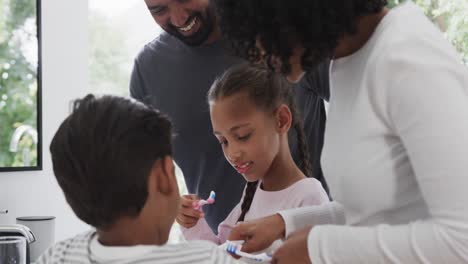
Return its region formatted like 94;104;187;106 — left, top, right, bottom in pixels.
210;92;281;182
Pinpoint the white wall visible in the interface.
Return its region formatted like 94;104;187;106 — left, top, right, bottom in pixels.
0;0;90;241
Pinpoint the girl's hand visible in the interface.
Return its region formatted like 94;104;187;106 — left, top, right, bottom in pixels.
176;194;204;228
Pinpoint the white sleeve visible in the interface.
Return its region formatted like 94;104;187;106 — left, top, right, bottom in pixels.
307;41;468;263
278;201;345;237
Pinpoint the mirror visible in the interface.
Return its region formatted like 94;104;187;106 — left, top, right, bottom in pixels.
0;0;41;171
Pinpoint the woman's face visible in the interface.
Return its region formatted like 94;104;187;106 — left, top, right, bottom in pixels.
210;92;281;182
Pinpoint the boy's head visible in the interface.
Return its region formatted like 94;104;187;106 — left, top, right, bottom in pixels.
50;94;179;239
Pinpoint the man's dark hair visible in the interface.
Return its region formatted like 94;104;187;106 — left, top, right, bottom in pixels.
215;0;387;73
50;94;172;229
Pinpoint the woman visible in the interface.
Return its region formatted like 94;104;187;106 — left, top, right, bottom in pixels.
214;0;468;263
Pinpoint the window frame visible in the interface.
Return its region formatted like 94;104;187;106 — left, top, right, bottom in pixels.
0;0;42;172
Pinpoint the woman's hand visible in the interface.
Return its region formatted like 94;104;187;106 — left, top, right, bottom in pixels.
228;214;286;253
176;194;204;228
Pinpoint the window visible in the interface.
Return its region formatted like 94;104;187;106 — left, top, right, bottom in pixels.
89;0;186;243
0;0;41;171
89;1;162;97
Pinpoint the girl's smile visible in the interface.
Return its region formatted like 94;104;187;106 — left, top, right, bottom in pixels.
233;161;253;175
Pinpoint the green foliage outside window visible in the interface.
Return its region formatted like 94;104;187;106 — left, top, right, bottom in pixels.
89;11;130;97
0;0;38;168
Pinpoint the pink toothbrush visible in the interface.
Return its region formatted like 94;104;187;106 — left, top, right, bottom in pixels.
193;191;216;211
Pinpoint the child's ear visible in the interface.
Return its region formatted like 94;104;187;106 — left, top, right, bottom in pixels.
275;104;292;134
156;156;177;196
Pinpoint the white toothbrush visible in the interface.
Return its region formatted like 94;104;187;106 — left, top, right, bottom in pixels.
223;240;272;262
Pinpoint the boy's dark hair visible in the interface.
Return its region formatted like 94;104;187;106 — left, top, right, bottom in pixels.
50;94;172;229
208;64;311;222
215;0;387;74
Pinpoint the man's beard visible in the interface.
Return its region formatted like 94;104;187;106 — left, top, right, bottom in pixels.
164;8;216;46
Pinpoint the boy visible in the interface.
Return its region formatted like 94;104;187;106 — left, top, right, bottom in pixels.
37;94;243;263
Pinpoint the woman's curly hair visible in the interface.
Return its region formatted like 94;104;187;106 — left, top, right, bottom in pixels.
215;0;387;74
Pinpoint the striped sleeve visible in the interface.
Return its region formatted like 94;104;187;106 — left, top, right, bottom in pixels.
34;245;55;264
34;231;93;264
209;245;246;264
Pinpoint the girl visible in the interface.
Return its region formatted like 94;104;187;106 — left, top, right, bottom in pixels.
176;64;329;249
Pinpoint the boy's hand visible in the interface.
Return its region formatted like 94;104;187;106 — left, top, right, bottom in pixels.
228;214;286;253
176;194;204;228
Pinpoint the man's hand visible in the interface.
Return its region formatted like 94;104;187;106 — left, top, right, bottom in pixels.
176;194;203;228
272;226;313;264
228;214;286;253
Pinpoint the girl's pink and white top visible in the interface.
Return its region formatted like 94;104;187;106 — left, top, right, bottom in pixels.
181;177;329;244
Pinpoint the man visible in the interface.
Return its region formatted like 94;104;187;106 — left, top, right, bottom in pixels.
130;0;329;233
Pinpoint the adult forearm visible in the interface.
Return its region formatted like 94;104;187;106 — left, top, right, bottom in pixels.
278;201;345;238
